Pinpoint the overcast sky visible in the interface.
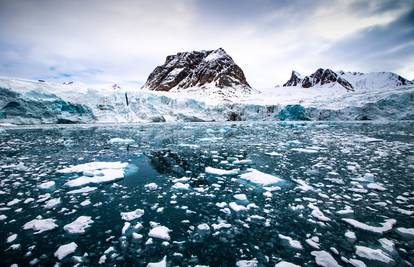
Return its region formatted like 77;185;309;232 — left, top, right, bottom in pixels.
0;0;413;88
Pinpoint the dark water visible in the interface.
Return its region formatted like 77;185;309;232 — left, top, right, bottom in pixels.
0;122;413;266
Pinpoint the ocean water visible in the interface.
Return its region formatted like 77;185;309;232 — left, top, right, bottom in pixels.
0;121;413;266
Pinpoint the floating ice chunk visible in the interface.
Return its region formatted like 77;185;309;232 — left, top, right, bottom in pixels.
233;159;253;165
342;218;396;234
355;245;394;264
336;206;354;215
229;202;247;212
80;199;91;206
172;177;190;183
234;194;248;201
147;256;166;267
239;168;283;186
359;137;383;142
212;222;232;230
308;203;331;222
275;261;300;267
396;227;414;239
236;259;258;267
306;237;320;249
109;138;135;145
122;222;131;234
58;161;128;174
64;168;125;187
44;198;61;209
379;238;396;254
63;216;93;234
278;234;303;250
132;232;143;240
38;181;55;190
144;183;158;190
349;259;367;267
67;186;97;194
23;218;58;234
345;230;357;242
205;167;239;176
7;233;17;243
197;223;210;233
216;202;227;208
54;242;77;260
291;148;319;153
311;250;341;267
265;151;282;156
367;182;386;191
121;209;145;221
7;198;21;206
172;182;190;190
295;179;313;192
148;226;171;241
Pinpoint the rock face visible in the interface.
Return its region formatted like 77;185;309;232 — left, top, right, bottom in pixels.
142;48;252;92
283;68;354;90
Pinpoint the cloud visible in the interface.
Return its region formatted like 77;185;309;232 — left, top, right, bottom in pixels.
0;0;412;88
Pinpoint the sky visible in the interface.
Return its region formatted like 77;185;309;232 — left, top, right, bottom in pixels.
0;0;413;89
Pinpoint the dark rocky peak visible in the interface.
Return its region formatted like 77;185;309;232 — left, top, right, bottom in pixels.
142;48;251;92
283;71;303;86
283;68;354;91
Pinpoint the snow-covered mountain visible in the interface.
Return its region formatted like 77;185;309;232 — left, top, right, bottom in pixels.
283;69;413;91
142;48;253;98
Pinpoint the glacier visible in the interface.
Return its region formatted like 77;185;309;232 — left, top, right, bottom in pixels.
0;74;413;125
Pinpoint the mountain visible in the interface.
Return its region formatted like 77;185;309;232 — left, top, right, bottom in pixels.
283;69;413;91
142;48;252;96
283;68;353;90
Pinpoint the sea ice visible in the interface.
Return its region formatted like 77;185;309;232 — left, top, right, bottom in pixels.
121;209;145;221
145;183;158;190
54;242;78;260
58;162;128;187
396;227;414;239
109;137;135;145
63;216;93;234
148;226;171;241
147;256;166;267
311;251;341;267
23;217;58;234
342;218;396;234
355;245;394;264
275;261;300;267
205;166;239;176
44;198;61;209
239;168;283;186
38;181;55;189
278;234;303;250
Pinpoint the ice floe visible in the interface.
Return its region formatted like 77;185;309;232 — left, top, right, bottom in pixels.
355;245;394;265
37;181;55;189
239;168;283;186
109;137;135;145
121;209;145;221
311;250;341;267
58;161;129;187
342;218;396;234
23;217;58;234
54;242;78;260
148;225;171;241
205;166;240;176
63;216;93;234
